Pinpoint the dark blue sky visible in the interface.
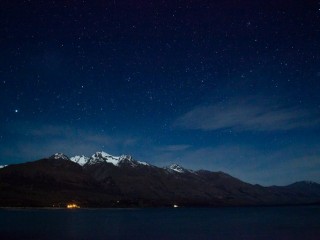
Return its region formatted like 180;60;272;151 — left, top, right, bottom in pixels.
1;0;320;185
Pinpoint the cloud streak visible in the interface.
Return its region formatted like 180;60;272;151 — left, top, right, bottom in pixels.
144;143;320;186
175;98;319;131
156;144;191;152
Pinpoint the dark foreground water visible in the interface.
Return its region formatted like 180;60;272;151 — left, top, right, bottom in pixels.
1;206;320;240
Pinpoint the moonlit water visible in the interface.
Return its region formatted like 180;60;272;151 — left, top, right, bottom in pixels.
1;206;320;240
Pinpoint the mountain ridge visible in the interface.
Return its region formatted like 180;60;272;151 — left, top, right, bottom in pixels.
0;151;319;208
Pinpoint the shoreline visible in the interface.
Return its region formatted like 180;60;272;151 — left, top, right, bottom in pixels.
0;202;319;210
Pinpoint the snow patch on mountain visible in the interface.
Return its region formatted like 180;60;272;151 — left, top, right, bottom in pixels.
70;155;89;166
137;160;149;166
89;151;121;166
50;153;69;160
0;165;7;169
118;155;150;167
166;164;188;173
70;151;150;167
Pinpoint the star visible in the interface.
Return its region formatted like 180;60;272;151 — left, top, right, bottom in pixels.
0;0;319;187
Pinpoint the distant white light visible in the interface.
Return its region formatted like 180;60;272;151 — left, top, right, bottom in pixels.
14;109;19;113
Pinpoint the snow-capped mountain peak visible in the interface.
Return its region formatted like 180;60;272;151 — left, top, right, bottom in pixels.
50;153;69;160
70;151;150;167
118;155;149;167
166;164;187;173
70;155;89;166
120;155;132;161
89;151;121;166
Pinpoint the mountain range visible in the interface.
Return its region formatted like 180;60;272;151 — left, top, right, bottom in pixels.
0;152;320;208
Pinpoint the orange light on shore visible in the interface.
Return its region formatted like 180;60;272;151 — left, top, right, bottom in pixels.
67;203;80;209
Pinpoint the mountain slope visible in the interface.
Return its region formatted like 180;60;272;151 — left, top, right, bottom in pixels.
0;154;122;207
0;152;320;207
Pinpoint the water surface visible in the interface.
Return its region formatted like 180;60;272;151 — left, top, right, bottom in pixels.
1;206;319;239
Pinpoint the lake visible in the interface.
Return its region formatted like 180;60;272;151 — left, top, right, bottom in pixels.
1;206;320;239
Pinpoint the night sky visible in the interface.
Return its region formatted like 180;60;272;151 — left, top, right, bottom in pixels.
1;0;320;186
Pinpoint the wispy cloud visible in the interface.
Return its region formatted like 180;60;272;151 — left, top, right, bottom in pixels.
156;144;191;152
174;98;319;132
144;143;320;186
143;142;261;172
